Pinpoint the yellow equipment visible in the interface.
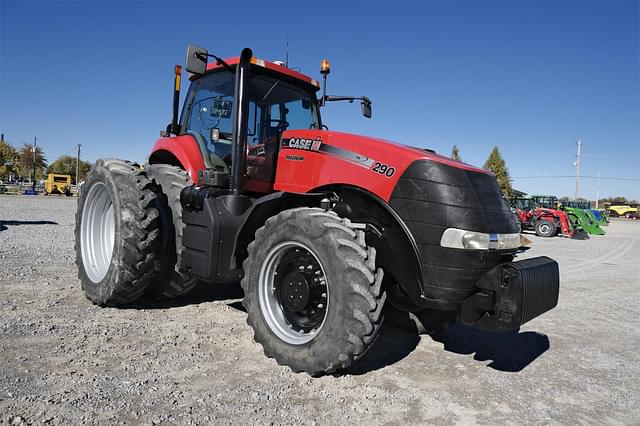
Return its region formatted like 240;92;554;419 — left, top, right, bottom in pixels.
44;173;72;196
608;205;638;218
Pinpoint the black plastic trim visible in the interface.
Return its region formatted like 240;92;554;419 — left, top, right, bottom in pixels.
390;160;519;302
461;256;559;331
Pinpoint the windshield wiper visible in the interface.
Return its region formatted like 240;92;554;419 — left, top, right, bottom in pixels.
262;80;281;102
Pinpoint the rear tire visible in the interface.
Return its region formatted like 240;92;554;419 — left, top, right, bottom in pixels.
146;164;197;299
75;159;160;306
242;208;385;375
535;220;557;237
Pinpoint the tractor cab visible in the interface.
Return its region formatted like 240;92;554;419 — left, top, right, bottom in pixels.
150;46;372;195
511;197;535;211
531;195;559;209
175;54;323;193
563;201;591;210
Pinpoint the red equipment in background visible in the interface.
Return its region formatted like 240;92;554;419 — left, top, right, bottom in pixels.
512;197;588;239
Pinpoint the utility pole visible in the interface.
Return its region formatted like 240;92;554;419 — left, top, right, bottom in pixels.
595;171;600;208
31;136;37;191
76;144;81;196
574;138;582;201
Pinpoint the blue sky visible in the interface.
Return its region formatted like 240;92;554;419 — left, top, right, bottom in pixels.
1;1;638;200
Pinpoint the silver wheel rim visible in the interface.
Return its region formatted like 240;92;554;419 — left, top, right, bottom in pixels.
80;182;115;283
540;223;551;234
258;241;329;345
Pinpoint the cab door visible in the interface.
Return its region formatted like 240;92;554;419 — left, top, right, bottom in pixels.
245;103;282;193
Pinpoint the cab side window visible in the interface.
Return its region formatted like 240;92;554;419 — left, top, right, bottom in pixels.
183;73;235;164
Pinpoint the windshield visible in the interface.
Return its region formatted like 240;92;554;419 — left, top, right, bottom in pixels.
513;199;532;209
251;74;321;130
181;69;320;169
534;197;556;209
182;71;320;138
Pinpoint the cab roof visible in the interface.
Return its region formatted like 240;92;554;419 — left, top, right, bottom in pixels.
191;57;321;91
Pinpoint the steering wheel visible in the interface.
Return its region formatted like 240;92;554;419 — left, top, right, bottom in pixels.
269;119;289;133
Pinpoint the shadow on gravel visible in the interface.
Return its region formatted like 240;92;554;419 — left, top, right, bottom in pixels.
432;323;550;372
0;220;58;231
347;307;549;374
127;284;547;373
345;323;420;375
129;282;244;309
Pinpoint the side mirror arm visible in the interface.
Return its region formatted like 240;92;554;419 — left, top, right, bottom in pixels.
322;95;372;118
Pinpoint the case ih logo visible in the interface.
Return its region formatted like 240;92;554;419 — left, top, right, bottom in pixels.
282;137;322;152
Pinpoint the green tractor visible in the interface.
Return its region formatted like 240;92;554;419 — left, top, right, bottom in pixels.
588;208;609;226
532;196;606;236
567;201;609;227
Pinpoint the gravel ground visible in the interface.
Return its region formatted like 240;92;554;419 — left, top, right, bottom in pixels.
1;194;638;425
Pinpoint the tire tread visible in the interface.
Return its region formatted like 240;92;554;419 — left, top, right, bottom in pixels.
241;207;385;375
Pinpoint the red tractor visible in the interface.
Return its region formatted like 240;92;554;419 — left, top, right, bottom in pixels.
75;46;560;375
512;197;587;239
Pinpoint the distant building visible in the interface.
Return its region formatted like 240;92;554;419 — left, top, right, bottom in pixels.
512;188;527;198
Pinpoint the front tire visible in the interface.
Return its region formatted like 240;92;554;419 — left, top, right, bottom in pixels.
242;208;385;375
75;159;160;306
535;220;557;237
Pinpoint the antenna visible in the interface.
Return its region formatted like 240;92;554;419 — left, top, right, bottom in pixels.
285;34;289;67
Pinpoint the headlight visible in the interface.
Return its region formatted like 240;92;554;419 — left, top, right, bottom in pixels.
440;228;521;250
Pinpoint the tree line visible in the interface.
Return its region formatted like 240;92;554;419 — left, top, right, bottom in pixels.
0;139;91;184
451;144;513;198
450;146;639;204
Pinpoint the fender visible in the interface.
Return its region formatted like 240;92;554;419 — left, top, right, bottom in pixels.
149;135;206;184
231;186;448;310
232;191;330;269
315;185;434;311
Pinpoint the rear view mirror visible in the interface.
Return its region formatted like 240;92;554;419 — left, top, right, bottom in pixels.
361;97;372;118
186;45;208;74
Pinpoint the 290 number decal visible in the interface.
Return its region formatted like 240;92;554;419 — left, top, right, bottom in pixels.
371;162;395;177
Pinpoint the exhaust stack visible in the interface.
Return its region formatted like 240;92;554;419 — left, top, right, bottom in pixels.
230;48;252;195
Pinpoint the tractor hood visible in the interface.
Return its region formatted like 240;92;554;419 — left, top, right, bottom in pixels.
274;129;491;201
274;129;518;302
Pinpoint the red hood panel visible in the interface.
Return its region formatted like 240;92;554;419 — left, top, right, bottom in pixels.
274;130;491;201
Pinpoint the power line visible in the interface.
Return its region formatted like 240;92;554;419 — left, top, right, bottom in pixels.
513;176;639;181
581;154;640;158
